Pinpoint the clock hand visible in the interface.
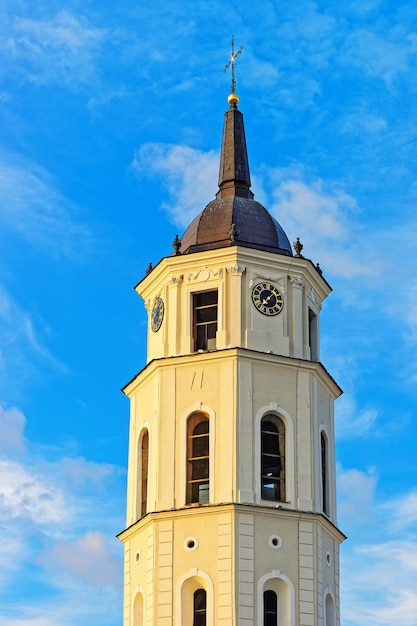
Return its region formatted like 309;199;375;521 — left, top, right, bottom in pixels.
262;293;274;305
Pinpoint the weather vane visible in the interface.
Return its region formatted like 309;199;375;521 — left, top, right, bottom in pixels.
224;35;243;95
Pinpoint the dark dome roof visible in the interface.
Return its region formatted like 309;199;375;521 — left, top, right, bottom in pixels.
180;196;292;256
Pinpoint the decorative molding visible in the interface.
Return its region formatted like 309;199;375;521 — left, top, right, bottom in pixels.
249;272;284;292
226;265;246;276
307;286;317;304
187;267;223;283
290;276;304;289
169;274;184;286
307;287;322;312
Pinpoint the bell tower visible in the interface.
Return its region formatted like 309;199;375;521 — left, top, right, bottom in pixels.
118;79;345;625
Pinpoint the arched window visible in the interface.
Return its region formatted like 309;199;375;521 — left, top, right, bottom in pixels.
133;591;143;626
325;592;336;626
321;431;329;516
258;573;294;626
261;416;285;501
263;589;278;625
308;307;318;360
141;430;149;517
187;414;209;504
136;429;149;520
176;572;214;625
193;588;207;626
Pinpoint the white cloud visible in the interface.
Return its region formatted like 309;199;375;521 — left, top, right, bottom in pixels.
56;456;115;489
131;142;218;227
269;173;355;238
388;491;417;531
338;465;378;525
335;394;379;440
0;459;66;524
343;540;417;626
259;164;384;279
0;152;91;257
406;281;417;343
342;110;387;134
244;53;280;89
38;530;120;589
0;404;123;621
0;526;26;587
0;405;27;456
87;88;126;111
131;143;396;283
339;470;417;626
3;11;106;86
343;28;417;85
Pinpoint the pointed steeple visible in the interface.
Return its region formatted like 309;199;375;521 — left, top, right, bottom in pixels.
216;98;254;200
179;40;293;258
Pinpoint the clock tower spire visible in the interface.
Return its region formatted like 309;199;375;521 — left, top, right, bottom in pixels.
119;75;345;626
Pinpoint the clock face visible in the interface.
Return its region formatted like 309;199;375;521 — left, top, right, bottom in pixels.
151;297;164;332
251;282;284;316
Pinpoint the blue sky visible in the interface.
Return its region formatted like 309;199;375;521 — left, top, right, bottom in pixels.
1;1;417;624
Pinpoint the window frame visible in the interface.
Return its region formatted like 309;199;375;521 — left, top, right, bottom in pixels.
261;414;286;502
186;412;210;504
308;307;318;361
136;428;149;520
176;570;214;626
321;430;330;517
193;588;207;626
192;290;218;352
263;589;278;626
257;572;295;626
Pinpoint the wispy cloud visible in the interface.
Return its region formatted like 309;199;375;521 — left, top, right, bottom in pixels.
0;152;91;258
2;11;107;87
406;280;417;343
55;457;115;489
338;465;378;525
38;530;121;589
341;109;387;134
131;142;218;227
0;525;26;587
0;405;27;456
339;470;417;626
0;283;66;381
388;491;417;531
343;27;417;85
343;540;417;626
335;395;379;440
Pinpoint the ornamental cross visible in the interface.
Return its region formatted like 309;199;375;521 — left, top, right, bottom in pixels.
224;35;243;94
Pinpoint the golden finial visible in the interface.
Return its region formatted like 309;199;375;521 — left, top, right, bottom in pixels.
224;36;243;106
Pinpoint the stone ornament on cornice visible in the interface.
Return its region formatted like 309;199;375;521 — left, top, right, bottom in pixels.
290;276;304;289
187;267;223;283
169;275;184;286
226;265;246;276
249;273;284;292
